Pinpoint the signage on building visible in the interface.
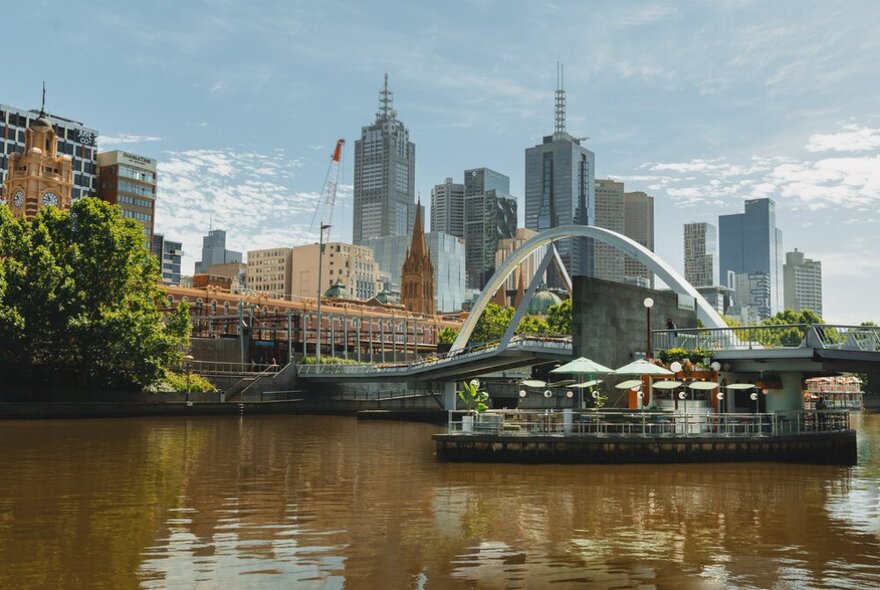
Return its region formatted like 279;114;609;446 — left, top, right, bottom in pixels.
118;151;157;171
677;293;696;311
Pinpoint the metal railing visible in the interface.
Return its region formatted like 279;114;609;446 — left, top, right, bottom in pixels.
446;409;851;437
188;360;281;376
653;324;880;353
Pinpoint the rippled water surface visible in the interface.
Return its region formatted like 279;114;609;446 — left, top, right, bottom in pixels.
1;412;878;589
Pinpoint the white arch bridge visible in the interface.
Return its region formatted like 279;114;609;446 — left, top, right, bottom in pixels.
297;225;725;387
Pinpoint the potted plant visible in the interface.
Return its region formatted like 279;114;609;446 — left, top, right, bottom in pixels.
458;379;489;432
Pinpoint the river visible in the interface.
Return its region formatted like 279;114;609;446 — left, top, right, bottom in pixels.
0;412;878;589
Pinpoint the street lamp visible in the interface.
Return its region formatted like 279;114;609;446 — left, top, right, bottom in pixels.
182;354;194;403
316;222;331;365
643;297;655;359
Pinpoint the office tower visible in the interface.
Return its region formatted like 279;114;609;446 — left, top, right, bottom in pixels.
524;65;595;285
623;191;654;288
194;229;242;274
683;222;717;287
463;167;517;289
246;247;293;300
207;262;247;294
352;74;416;244
401;205;435;315
365;232;466;313
290;242;383;301
0;102;98;202
430;177;464;237
593;179;626;282
2;109;73;219
719;198;783;320
97;150;157;249
151;234;182;286
784;248;823;317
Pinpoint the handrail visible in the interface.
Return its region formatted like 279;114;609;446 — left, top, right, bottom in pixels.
653;324;880;353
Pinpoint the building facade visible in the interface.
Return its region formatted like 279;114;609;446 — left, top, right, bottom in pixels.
593;178;626;282
151;233;182;286
400;205;435;316
496;228;545;294
683;221;717;287
430;177;464;238
194;229;242;275
0;102;97;202
97;150;157;248
1;112;73;219
463;167;517;289
623;190;654;288
352;75;416;244
290;242;383;301
783;248;823;317
719;198;784;320
246;247;293;300
524;74;595;284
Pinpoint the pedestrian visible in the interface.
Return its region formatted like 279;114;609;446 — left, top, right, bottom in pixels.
816;396;828;430
666;318;678;346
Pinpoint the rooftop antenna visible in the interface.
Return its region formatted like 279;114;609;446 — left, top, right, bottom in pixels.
554;62;566;135
378;73;394;121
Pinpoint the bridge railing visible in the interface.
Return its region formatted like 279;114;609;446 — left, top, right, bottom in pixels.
188;360;279;376
447;409;851;437
653;324;880;353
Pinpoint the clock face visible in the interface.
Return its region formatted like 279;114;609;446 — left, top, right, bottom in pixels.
42;192;59;207
13;190;24;208
78;130;95;146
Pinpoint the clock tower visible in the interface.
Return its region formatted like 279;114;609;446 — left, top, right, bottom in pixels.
2;97;73;220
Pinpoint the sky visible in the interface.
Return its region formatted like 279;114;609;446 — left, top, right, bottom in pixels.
5;0;880;324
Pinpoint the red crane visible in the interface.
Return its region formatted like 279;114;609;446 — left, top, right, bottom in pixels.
310;138;346;243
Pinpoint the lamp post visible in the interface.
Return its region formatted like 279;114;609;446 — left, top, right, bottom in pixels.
316;222;331;365
643;297;654;359
182;354;194;403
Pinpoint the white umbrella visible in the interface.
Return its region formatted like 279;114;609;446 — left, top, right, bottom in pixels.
689;381;719;390
550;357;613;375
614;379;644;390
611;359;674;376
572;379;603;388
521;379;546;388
652;380;683;390
724;383;756;390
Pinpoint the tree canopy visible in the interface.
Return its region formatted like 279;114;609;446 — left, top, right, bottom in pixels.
0;198;191;389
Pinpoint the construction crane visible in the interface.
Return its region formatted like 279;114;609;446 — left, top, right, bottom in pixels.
309;138;346;243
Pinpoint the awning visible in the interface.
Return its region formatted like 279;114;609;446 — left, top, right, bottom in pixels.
652;380;683;390
689;381;719;390
615;379;643;390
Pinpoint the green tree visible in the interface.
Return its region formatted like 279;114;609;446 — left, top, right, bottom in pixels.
546;298;572;334
0;198;190;389
470;302;513;343
438;326;459;344
515;314;548;335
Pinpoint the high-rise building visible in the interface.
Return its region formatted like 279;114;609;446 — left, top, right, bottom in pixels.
524;65;595;284
430;177;464;238
463;167;517;289
365;232;466;313
784;248;823;317
623;191;654;288
151;233;182;286
683;222;717;287
719;198;783;320
352;74;416;244
97;150;157;249
0;102;98;202
496;227;545;295
1;108;73;219
246;247;293;300
194;229;242;275
400;205;435;316
593;179;625;282
290;242;383;301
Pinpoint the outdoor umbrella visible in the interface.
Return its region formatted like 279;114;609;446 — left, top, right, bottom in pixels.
550;357;613;375
688;381;719;390
521;379;547;388
652;380;683;389
614;379;644;390
724;383;756;390
572;379;604;388
611;359;675;376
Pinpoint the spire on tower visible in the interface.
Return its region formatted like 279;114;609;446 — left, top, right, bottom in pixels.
554;62;566;135
377;73;394;121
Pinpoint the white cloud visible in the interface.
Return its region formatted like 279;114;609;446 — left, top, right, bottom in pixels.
805;124;880;153
98;134;163;147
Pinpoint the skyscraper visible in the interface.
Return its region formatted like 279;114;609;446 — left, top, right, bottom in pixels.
594;179;625;282
352;74;416;244
623;191;654;288
194;229;242;275
463;167;517;289
151;234;182;286
783;248;823;317
719;198;783;320
524;65;595;284
97;150;157;249
683;222;717;287
430;177;465;238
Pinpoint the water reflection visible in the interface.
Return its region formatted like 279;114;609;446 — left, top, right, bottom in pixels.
0;414;877;588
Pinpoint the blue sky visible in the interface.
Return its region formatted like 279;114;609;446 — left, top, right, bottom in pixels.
6;0;880;323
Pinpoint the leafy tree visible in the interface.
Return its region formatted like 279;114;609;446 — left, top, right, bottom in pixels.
0;198;190;389
515;314;548;335
546;298;572;334
470;302;513;343
438;326;459;344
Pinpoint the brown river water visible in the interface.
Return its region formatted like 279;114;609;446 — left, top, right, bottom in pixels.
0;412;878;589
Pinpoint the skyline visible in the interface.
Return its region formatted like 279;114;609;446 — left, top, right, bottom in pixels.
5;0;880;323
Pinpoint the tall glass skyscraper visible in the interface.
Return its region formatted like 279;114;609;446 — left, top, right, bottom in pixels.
463;168;517;289
524;66;595;283
352;74;416;244
719;198;783;319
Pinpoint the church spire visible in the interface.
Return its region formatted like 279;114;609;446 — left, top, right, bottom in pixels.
409;197;427;259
